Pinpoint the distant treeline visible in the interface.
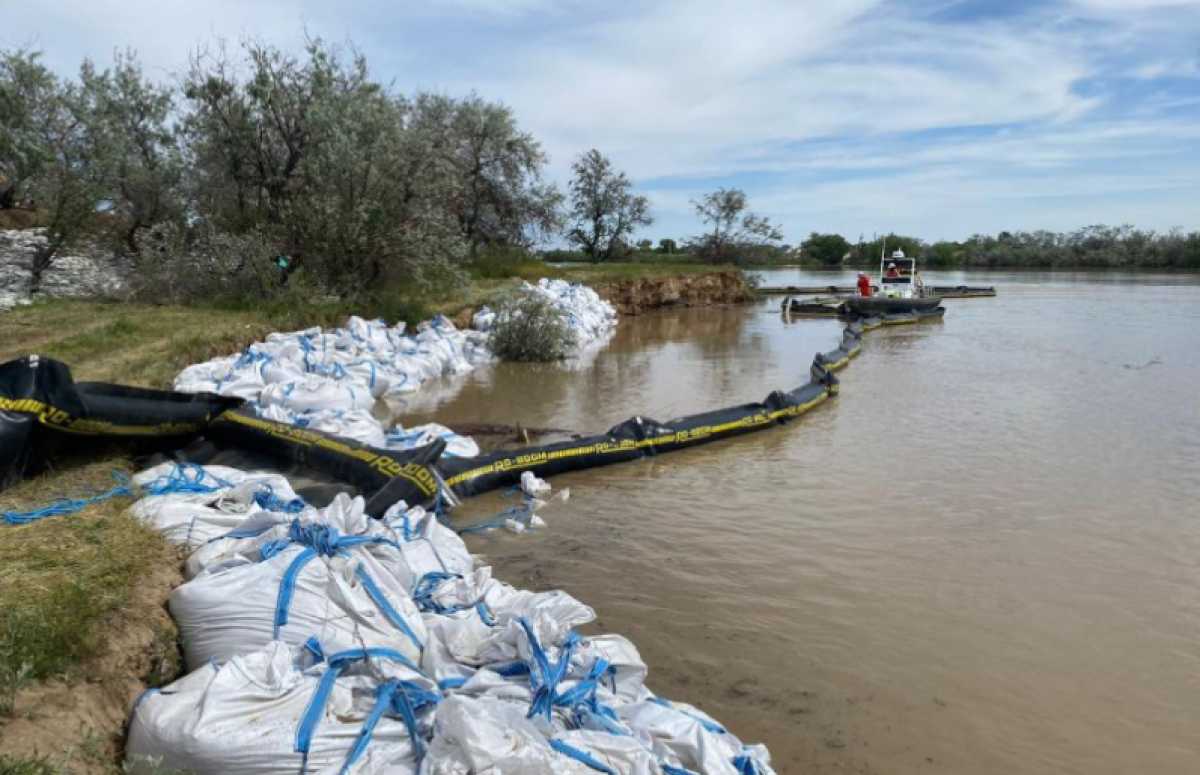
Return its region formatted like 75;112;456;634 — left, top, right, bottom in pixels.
801;227;1200;270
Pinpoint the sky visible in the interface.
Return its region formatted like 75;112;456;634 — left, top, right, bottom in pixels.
4;0;1200;244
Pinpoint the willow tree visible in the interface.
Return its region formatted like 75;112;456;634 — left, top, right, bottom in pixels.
566;149;651;262
0;49;57;210
80;52;183;254
446;95;562;254
689;187;782;264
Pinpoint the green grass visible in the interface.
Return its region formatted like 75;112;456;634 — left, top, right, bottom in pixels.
0;754;59;775
0;461;169;717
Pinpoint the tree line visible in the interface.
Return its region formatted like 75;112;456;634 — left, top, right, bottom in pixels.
801;226;1200;270
0;41;787;301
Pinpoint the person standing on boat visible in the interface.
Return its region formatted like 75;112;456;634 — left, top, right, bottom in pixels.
857;271;872;297
885;261;901;279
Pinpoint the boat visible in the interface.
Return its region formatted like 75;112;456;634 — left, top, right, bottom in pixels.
843;249;943;315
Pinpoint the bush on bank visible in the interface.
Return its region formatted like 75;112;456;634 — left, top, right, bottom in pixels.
488;289;575;362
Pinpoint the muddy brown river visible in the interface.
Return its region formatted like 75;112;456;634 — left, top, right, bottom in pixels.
400;271;1200;774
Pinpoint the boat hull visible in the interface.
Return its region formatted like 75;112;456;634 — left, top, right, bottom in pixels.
843;296;943;315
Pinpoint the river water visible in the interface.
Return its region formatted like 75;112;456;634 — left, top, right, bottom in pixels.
402;271;1200;774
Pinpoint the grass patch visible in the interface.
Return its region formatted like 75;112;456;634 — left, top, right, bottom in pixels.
0;754;59;775
0;460;162;716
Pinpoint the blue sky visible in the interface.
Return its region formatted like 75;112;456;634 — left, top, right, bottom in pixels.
5;0;1199;244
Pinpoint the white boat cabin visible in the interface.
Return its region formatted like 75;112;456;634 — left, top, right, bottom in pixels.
879;250;924;298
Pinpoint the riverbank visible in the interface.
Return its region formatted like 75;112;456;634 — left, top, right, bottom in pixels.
0;265;752;772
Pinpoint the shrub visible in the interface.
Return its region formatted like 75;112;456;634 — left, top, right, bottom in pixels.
488;289;574;362
132;222;285;304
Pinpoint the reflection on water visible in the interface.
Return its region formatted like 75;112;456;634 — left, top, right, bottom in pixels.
399;272;1200;775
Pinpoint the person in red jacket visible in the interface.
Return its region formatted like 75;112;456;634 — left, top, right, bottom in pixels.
857;272;872;297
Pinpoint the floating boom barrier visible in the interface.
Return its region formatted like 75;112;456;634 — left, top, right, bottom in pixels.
2;308;944;513
760;284;995;298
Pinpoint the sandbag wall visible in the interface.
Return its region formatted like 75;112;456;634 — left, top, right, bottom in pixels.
122;461;779;774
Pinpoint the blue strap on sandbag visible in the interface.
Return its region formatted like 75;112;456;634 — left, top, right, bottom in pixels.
649;696;727;734
141;462;234;496
252;484;306;514
410;571;463;614
409;572;495;625
295;647;426;770
272;547;318;637
436;676;468;691
2;471;132;526
548;739;616;774
340;678;439;774
268;521;408;638
733;753;766;774
661;765;701;775
556;659;626;735
354;565;423;652
519;617;580;722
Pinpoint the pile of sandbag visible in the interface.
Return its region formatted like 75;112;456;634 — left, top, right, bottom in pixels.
471;278;618;350
125;463;776;775
172;279;617;458
173;314;486;457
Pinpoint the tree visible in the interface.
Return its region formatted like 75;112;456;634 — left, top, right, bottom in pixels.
856;233;923;265
689;187;782;264
181;39;345;239
283;73;469;292
22;68;107;292
800;232;851;267
566;149;651;262
656;238;677;254
79;51;183;254
445;94;562;254
0;49;58;210
924;240;962;268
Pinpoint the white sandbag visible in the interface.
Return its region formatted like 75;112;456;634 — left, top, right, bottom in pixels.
304;409;389;448
570;633;648;704
188;495;472;592
425;579;595;668
618;699;778;775
420;695;561;774
129;463;302;549
171;531;426;670
380;502;475;584
385;423;479;459
421;695;658;774
126;641;438;775
521;470;552;496
470;306;497;332
260;375;375;414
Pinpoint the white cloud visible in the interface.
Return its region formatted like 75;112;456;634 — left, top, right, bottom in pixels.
450;0;1098;181
3;0;1199;240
